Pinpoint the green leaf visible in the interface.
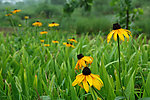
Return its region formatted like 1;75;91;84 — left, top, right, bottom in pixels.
143;72;150;97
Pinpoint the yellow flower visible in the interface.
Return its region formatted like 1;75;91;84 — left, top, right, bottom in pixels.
68;38;77;43
40;40;44;43
72;67;103;93
5;14;12;16
70;43;75;48
63;42;67;45
48;22;59;27
107;23;132;43
40;31;48;35
44;44;50;47
32;21;42;27
11;9;21;14
24;16;29;19
52;40;59;43
75;54;93;71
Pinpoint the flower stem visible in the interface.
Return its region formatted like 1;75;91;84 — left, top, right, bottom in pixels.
92;87;104;100
117;35;127;99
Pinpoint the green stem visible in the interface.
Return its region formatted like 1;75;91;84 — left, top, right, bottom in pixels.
9;16;16;33
92;87;104;100
117;35;127;99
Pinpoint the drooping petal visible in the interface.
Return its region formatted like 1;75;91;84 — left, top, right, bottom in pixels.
91;74;103;85
113;30;118;41
125;29;132;37
80;59;86;67
72;74;85;86
74;62;79;71
107;30;115;43
83;78;89;93
92;77;101;90
118;30;125;41
86;75;93;86
82;56;93;64
121;29;129;41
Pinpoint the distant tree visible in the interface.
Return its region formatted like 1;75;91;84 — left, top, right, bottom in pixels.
63;0;93;16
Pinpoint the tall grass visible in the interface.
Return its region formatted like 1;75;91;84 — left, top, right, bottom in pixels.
0;28;149;99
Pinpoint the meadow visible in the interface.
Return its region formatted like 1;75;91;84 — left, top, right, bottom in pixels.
0;0;150;100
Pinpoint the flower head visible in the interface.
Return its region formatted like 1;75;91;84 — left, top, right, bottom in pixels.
44;44;50;47
12;9;21;14
5;14;12;16
52;40;59;44
68;38;77;43
48;22;59;27
24;16;29;19
72;67;103;93
70;43;75;48
75;54;93;71
107;23;132;43
63;42;67;45
32;21;42;27
40;31;48;35
40;40;44;43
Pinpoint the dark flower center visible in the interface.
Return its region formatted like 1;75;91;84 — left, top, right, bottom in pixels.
113;23;121;30
36;21;39;22
67;42;69;44
82;67;91;75
77;54;84;60
14;9;17;10
52;22;55;24
72;38;75;40
70;43;72;45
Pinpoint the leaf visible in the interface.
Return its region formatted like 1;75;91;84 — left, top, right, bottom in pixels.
143;72;150;97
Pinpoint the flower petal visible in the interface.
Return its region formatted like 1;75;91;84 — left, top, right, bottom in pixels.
91;74;103;85
83;78;89;93
113;31;118;41
118;30;124;41
107;30;115;43
121;29;129;41
86;75;93;86
72;74;85;86
82;56;93;64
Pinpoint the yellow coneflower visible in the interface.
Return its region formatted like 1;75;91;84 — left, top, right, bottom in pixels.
68;38;77;43
40;40;44;43
66;42;71;47
52;40;59;43
44;44;50;47
5;14;12;16
32;21;42;27
48;22;59;27
70;43;75;48
107;23;132;43
75;54;93;71
11;9;21;14
40;31;48;35
72;67;103;93
24;16;29;19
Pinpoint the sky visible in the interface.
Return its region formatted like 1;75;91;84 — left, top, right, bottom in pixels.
1;0;23;4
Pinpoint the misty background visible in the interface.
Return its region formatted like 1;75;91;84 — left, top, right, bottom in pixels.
0;0;150;37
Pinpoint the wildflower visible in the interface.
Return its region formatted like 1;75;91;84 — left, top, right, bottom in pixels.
40;40;44;43
63;42;67;45
70;43;75;48
11;9;21;14
32;21;42;27
5;14;12;16
66;42;71;47
44;44;50;47
52;40;59;44
24;16;29;19
72;67;103;93
48;22;59;27
40;31;48;35
75;54;93;71
68;38;77;43
107;23;132;43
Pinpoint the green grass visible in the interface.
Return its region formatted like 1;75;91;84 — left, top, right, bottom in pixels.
0;25;150;100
